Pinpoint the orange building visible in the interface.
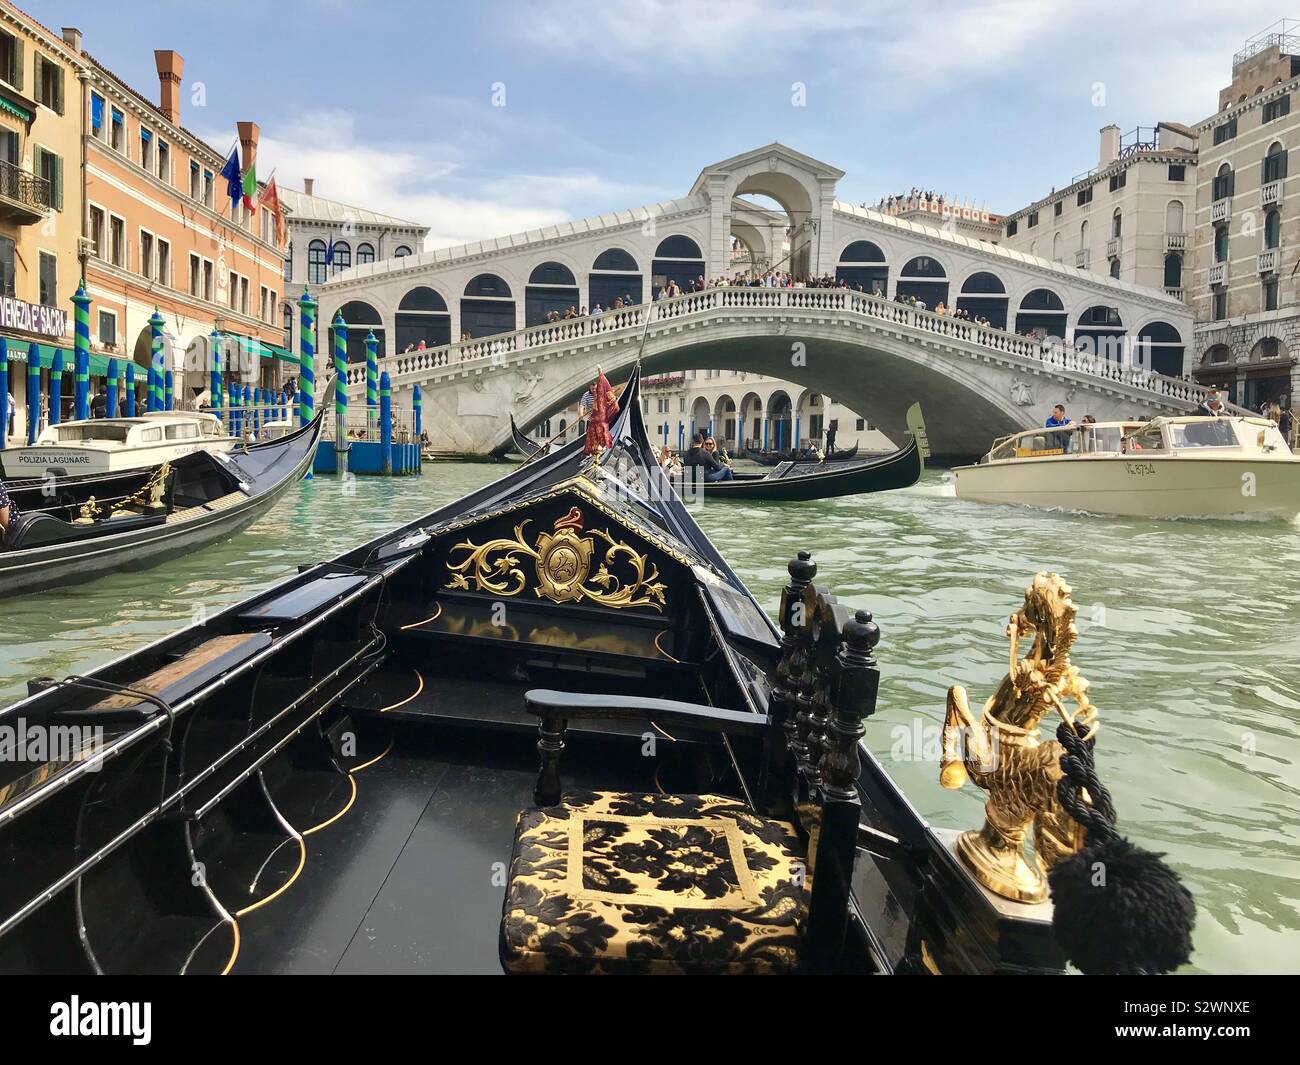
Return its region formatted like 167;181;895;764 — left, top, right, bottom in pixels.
77;39;288;406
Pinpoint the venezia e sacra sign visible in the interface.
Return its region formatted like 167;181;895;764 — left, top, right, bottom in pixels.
0;295;69;340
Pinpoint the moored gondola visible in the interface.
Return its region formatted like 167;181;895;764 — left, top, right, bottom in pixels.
0;366;1194;975
0;389;329;597
509;414;544;459
748;441;861;466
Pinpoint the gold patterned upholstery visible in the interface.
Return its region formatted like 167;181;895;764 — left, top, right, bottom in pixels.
499;791;808;974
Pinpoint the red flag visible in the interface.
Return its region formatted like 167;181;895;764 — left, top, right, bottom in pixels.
259;177;285;245
584;371;618;455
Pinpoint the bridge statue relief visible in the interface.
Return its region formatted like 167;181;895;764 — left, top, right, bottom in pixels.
310;143;1206;460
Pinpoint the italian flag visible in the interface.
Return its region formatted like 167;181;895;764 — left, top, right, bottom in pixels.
242;163;258;215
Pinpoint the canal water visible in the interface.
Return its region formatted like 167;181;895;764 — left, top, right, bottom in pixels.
1;463;1296;974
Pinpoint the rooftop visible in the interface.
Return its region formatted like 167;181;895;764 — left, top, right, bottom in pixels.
279;187;429;232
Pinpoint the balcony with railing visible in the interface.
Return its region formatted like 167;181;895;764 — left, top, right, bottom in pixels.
1164;287;1185;301
1075;248;1090;269
1210;198;1231;223
1166;232;1187;252
0;160;51;223
1262;179;1283;206
1258;248;1280;273
1209;261;1229;286
1106;236;1121;259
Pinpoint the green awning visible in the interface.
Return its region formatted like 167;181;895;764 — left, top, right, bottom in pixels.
0;93;33;123
235;336;298;364
2;338;132;375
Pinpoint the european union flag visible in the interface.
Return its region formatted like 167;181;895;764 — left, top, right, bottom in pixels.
325;235;335;266
220;147;241;213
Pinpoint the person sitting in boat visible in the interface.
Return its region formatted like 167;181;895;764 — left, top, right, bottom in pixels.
0;478;18;540
1045;404;1072;452
684;431;733;481
704;437;732;467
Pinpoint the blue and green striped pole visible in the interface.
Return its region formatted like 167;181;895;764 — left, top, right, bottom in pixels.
243;385;252;437
209;328;222;430
26;346;40;443
72;281;91;421
125;362;136;417
333;310;349;475
165;370;174;412
298;286;317;427
49;350;63;425
413;384;422;438
0;336;8;449
148;308;165;413
380;370;392;474
106;358;118;418
365;330;378;441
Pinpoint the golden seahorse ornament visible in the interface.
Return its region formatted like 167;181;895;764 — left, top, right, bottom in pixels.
939;572;1098;902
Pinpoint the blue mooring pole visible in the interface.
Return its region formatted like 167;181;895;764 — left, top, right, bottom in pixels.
380;370;392;474
0;337;8;450
106;359;118;418
125;362;136;418
49;350;63;425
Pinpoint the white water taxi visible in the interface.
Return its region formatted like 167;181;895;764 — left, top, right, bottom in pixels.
0;410;235;479
952;415;1300;520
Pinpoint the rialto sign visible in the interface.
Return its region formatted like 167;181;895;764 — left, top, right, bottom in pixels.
0;295;68;339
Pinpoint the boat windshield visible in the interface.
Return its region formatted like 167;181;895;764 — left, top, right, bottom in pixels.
1077;425;1125;454
1167;420;1239;448
48;424;131;444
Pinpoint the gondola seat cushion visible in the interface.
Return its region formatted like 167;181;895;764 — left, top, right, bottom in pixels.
499;790;807;974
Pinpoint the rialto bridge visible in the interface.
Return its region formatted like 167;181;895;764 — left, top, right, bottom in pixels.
307;143;1203;459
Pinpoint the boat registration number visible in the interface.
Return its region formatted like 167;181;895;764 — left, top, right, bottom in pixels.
1125;462;1157;476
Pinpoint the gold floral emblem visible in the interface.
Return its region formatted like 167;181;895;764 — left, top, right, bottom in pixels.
446;506;667;611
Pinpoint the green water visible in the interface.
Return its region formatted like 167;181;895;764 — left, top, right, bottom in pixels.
1;464;1297;974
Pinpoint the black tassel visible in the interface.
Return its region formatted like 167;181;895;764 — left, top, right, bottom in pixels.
1049;720;1197;974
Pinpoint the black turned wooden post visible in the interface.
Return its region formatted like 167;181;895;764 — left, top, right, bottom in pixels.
803;608;881;972
762;550;816;816
792;583;827;776
534;715;568;807
805;597;851;783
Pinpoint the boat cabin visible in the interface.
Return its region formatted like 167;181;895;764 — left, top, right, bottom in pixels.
980;416;1290;463
33;411;227;449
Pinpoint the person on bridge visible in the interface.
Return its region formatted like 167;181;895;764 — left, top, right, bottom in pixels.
684;431;733;482
1045;404;1072;452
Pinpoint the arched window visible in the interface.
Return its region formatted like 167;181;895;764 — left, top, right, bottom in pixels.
895;256;948;308
1076;306;1125;362
394;245;412;258
526;261;580;325
1015;288;1067;338
1109;259;1121;279
1214;225;1229;262
1165;200;1184;234
836;240;888;294
357;242;375;264
1164;253;1182;288
1212;163;1234;201
956;272;1009;328
652;235;705;292
1137;321;1184;376
1052;233;1063;261
307;239;327;285
331;240;351;274
1079;220;1089;250
462;274;515;337
590;248;641;308
1111;209;1122;239
1265;209;1281;249
332;300;384;363
1263;141;1288;183
396;286;450;350
283;243;293;283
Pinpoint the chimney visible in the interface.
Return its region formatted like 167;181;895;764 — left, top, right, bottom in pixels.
303;177;315;196
61;27;82;52
237;120;260;175
154;50;184;126
1099;124;1121;168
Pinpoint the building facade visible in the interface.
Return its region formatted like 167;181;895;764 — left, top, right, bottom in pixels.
280;180;427;363
0;8;83;439
1001;123;1197;319
1191;25;1300;411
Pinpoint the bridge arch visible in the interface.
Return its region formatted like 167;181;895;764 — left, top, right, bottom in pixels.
1015;287;1067;339
653;235;706;293
722;163;822;276
462;273;516;338
956;270;1009;328
1075;304;1125;362
896;255;949;309
1134;319;1185;376
525;260;581;325
396;286;450;351
689;394;712;439
334;299;384;362
836;239;888;295
589;246;643;309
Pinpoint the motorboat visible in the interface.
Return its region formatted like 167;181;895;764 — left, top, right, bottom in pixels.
952;415;1300;520
0;410;235;480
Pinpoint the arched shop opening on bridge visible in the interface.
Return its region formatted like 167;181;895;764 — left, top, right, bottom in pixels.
895;256;948;308
525;262;580;326
461;274;515;338
397;287;451;350
1136;321;1184;377
332;301;384;362
956;272;1009;329
589;248;642;309
1015;288;1067;339
766;390;793;451
835;240;888;294
652;235;705;292
1075;305;1125;362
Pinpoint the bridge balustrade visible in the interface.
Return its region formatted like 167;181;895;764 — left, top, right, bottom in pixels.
336;285;1219;410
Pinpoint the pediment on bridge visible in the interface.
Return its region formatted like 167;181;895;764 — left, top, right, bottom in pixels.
689;143;845;196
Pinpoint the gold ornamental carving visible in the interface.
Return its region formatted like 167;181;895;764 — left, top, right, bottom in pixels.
939;572;1097;903
445;506;667;611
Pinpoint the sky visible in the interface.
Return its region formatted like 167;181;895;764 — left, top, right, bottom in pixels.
33;0;1297;248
